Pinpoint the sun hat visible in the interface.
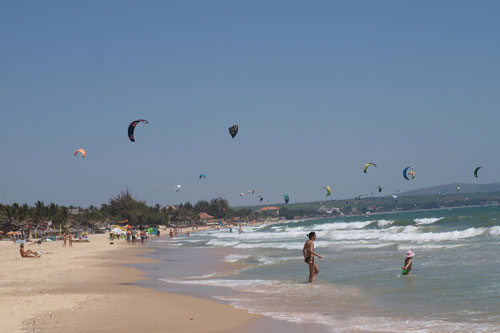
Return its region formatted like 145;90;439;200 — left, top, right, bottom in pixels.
406;250;415;258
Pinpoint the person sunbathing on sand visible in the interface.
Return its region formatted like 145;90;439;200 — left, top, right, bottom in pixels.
19;243;40;258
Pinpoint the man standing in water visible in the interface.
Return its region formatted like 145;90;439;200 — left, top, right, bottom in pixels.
303;232;322;283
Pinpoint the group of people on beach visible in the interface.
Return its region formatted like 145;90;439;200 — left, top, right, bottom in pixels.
62;232;73;247
169;227;191;238
303;232;415;283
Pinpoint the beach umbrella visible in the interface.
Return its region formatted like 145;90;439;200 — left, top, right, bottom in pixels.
111;227;126;235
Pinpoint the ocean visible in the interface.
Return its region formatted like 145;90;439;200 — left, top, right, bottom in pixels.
142;205;500;332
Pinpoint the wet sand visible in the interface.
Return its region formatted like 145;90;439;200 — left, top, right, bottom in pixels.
0;234;257;332
1;233;328;332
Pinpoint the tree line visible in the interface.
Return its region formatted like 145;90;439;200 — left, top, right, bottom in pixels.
0;189;260;232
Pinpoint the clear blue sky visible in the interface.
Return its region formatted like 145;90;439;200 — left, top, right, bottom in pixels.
1;1;499;207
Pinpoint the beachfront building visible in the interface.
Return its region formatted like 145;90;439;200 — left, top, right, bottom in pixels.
259;206;279;221
68;208;81;215
199;212;214;224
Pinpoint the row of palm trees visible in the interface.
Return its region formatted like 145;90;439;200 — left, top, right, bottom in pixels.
0;190;259;233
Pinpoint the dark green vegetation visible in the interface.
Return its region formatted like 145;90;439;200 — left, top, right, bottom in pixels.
400;183;500;196
236;191;500;219
2;188;500;233
0;189;259;232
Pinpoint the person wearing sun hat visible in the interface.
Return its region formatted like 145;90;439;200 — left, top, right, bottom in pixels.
402;250;415;275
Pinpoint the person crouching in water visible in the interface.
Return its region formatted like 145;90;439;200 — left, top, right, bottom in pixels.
303;232;322;283
402;250;415;275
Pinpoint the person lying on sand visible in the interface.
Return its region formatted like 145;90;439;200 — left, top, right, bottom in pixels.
19;243;41;258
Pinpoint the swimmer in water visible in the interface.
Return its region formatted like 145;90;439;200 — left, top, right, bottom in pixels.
303;232;322;283
402;250;415;275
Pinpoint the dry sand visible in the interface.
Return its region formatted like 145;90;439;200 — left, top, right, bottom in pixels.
0;234;258;332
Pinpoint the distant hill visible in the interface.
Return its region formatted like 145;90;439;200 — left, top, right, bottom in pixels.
400;183;500;196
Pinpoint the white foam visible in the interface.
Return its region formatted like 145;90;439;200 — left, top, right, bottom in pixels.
377;219;395;227
312;221;374;231
489;226;500;236
206;239;240;247
397;243;468;250
223;254;252;263
337;243;393;249
170;279;498;333
414;217;444;225
160;278;279;290
325;227;488;242
234;242;302;250
184;272;219;279
257;256;303;265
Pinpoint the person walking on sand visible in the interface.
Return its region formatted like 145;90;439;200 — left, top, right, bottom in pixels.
402;250;415;275
62;232;67;247
303;232;322;283
68;233;73;247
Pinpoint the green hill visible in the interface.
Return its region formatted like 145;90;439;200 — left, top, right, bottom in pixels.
400;183;500;196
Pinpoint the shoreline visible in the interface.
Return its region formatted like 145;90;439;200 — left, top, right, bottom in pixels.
132;239;331;333
0;234;262;333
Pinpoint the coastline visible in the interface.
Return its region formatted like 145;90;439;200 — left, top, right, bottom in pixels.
0;234;260;332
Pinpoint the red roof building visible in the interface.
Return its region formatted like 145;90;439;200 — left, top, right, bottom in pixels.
199;212;214;223
259;206;279;218
260;206;279;212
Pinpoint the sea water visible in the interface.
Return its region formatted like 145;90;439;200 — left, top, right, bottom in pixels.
149;205;500;332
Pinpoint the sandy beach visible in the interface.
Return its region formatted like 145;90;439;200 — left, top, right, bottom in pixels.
0;234;259;332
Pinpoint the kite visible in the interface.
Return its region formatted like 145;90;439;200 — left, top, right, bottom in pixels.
363;163;377;174
392;194;399;202
258;195;263;202
239;193;245;197
456;186;461;191
174;185;181;193
408;171;416;179
228;124;238;138
376;186;382;193
128;119;149;142
74;149;86;158
324;186;332;197
283;194;289;204
252;189;257;194
474;167;483;178
199;174;206;179
403;167;414;180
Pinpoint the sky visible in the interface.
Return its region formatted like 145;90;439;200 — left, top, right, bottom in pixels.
1;1;499;207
